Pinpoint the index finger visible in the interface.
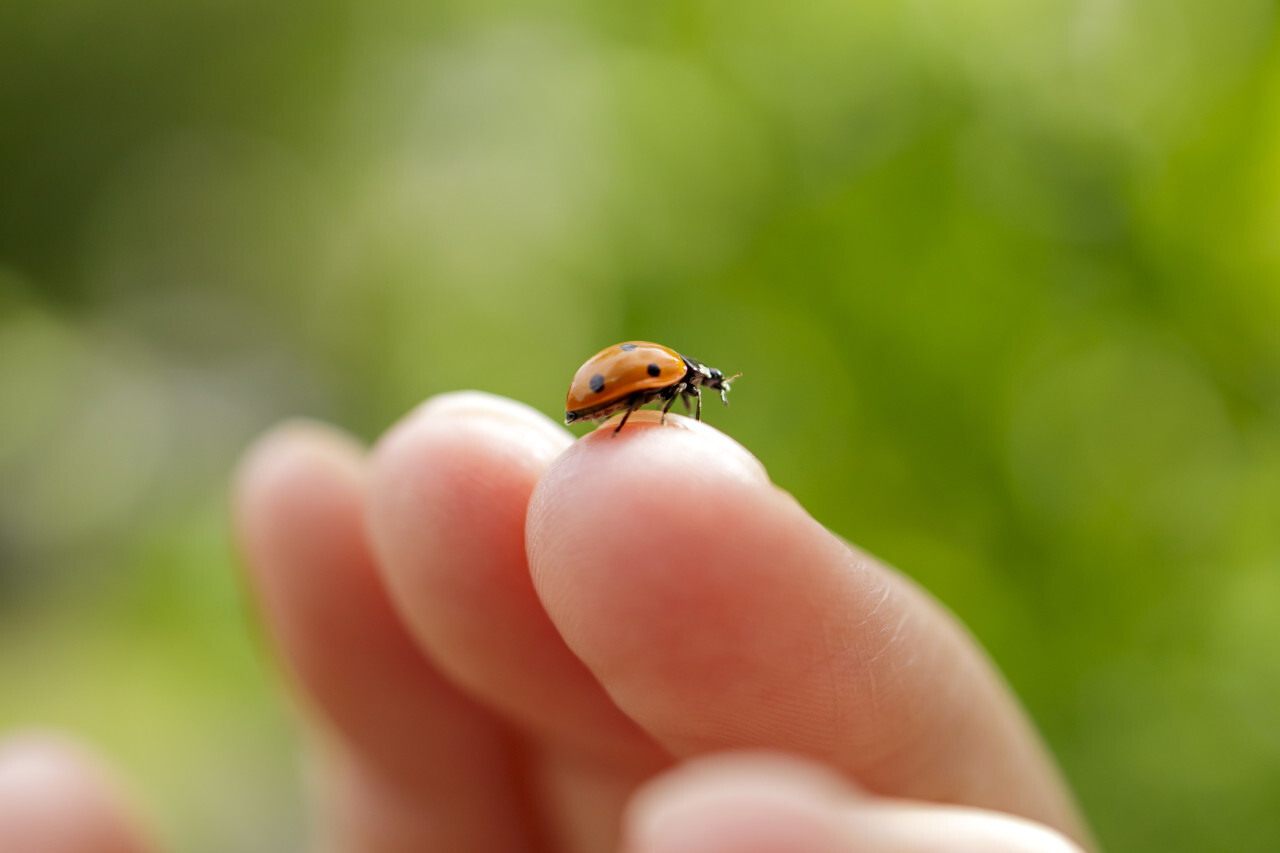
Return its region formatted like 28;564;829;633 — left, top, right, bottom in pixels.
526;410;1091;847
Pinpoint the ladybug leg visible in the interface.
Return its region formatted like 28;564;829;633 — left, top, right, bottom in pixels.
660;395;677;425
613;402;638;435
692;387;703;421
660;383;686;425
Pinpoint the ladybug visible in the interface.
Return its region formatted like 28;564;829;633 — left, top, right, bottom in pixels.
565;341;740;434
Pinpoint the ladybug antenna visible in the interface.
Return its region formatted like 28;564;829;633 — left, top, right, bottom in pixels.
720;372;742;405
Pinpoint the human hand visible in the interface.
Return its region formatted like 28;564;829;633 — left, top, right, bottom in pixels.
0;391;1094;852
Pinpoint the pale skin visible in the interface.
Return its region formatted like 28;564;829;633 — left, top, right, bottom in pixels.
0;392;1095;853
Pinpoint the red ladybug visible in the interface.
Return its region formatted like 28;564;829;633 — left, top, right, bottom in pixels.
565;342;740;434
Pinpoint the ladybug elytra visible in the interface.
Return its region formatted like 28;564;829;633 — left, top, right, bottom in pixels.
565;342;740;434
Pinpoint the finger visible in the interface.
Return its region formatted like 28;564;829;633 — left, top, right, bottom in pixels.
526;411;1089;844
365;393;669;852
625;751;1086;853
234;422;536;852
366;392;664;766
0;732;156;853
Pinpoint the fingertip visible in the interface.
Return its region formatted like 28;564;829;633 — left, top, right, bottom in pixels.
229;414;541;850
367;392;573;528
625;752;847;853
380;390;573;464
525;412;861;769
238;417;366;473
527;414;773;586
0;732;156;853
838;802;1090;853
577;409;768;486
626;752;1089;853
233;419;366;535
365;390;661;763
365;388;574;644
526;411;835;658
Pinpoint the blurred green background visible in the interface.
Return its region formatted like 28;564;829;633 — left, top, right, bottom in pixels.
2;0;1278;849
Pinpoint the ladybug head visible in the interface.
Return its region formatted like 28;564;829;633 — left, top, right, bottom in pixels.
705;367;741;405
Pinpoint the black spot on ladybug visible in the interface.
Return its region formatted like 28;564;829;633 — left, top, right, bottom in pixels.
619;343;637;351
590;373;605;393
647;363;661;377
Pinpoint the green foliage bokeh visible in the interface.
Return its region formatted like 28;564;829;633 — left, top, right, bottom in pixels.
2;1;1279;850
